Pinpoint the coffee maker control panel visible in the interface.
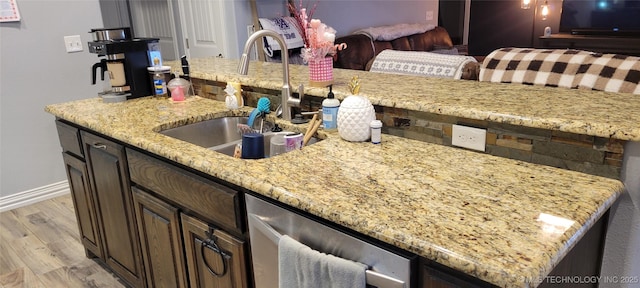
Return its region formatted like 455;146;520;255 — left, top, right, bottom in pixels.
88;43;105;55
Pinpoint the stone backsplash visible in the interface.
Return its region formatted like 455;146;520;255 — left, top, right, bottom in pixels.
381;107;625;179
192;78;625;179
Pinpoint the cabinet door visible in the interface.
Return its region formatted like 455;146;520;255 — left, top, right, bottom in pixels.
62;152;102;258
132;187;188;288
422;265;485;288
181;214;248;288
82;131;144;287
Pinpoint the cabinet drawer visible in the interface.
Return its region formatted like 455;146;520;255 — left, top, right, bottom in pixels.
127;148;242;234
56;120;83;158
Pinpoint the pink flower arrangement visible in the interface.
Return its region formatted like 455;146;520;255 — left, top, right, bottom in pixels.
288;0;346;62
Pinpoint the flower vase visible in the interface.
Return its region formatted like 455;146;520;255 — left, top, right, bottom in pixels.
337;95;376;142
308;57;333;87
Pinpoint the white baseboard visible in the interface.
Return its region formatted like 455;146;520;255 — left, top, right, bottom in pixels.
0;181;70;212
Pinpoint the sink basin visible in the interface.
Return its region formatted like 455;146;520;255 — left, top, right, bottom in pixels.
159;116;320;158
212;131;320;158
160;116;247;148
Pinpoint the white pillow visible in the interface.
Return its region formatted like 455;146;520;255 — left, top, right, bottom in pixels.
258;17;305;56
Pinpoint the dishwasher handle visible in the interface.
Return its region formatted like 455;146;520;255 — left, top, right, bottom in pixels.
248;214;406;288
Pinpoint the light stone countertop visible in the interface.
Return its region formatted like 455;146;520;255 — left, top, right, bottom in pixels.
46;95;623;288
179;57;640;141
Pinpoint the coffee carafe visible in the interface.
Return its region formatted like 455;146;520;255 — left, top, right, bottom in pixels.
88;27;159;99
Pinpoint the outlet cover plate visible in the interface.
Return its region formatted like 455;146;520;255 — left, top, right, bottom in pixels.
426;10;434;21
64;35;83;53
452;124;486;152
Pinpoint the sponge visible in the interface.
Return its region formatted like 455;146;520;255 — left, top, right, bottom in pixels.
247;97;271;128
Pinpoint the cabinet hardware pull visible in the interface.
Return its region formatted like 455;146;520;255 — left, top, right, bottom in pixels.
200;229;230;278
92;143;107;150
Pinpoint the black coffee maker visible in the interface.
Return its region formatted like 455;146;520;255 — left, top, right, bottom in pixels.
88;27;159;99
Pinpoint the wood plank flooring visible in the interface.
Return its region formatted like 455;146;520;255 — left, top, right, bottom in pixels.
0;194;127;288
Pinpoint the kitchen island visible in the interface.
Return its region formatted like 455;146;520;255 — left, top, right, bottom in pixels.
47;57;640;287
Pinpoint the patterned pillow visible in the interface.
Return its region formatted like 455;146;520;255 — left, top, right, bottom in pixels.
370;49;477;79
480;47;640;94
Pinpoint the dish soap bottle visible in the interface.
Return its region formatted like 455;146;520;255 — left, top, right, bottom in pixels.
322;85;339;131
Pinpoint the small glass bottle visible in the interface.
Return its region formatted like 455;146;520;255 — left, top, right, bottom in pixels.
151;57;167;96
370;120;382;144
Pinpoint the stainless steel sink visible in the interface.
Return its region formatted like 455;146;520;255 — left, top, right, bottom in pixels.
160;116;247;148
159;116;320;158
212;131;320;158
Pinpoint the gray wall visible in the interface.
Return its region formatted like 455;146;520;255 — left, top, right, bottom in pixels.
0;0;104;197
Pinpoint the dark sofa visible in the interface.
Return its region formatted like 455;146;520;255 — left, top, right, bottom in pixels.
333;26;480;80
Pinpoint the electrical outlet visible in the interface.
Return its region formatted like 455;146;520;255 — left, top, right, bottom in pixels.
64;35;83;53
452;124;486;152
426;10;434;21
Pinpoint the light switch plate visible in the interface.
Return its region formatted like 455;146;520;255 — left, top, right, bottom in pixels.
452;124;486;152
64;35;83;53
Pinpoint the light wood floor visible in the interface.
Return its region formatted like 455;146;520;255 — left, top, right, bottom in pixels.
0;194;127;288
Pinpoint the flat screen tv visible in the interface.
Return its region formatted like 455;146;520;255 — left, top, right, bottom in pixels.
559;0;640;37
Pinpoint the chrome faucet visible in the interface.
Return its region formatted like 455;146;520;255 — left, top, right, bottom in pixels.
237;29;303;122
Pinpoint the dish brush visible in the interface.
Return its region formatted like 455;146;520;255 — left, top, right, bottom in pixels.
248;97;271;128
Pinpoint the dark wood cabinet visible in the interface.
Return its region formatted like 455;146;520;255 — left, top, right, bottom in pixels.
422;265;486;288
56;120;250;288
57;120;103;259
81;131;144;287
126;148;243;236
61;151;103;259
56;120;145;287
181;214;248;288
133;187;188;288
127;148;249;288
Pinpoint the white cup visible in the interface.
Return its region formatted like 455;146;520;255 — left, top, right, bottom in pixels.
269;134;286;157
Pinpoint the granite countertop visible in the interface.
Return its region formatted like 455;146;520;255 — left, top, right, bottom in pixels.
46;95;623;288
176;57;640;141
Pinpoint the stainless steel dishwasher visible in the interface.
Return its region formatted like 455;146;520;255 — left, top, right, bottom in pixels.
245;194;415;288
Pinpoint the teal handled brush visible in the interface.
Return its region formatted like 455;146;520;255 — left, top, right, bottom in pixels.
247;97;271;128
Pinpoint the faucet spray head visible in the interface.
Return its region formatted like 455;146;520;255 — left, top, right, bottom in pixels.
238;53;249;75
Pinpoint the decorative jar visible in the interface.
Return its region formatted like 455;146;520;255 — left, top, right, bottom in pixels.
337;95;376;142
308;57;333;87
